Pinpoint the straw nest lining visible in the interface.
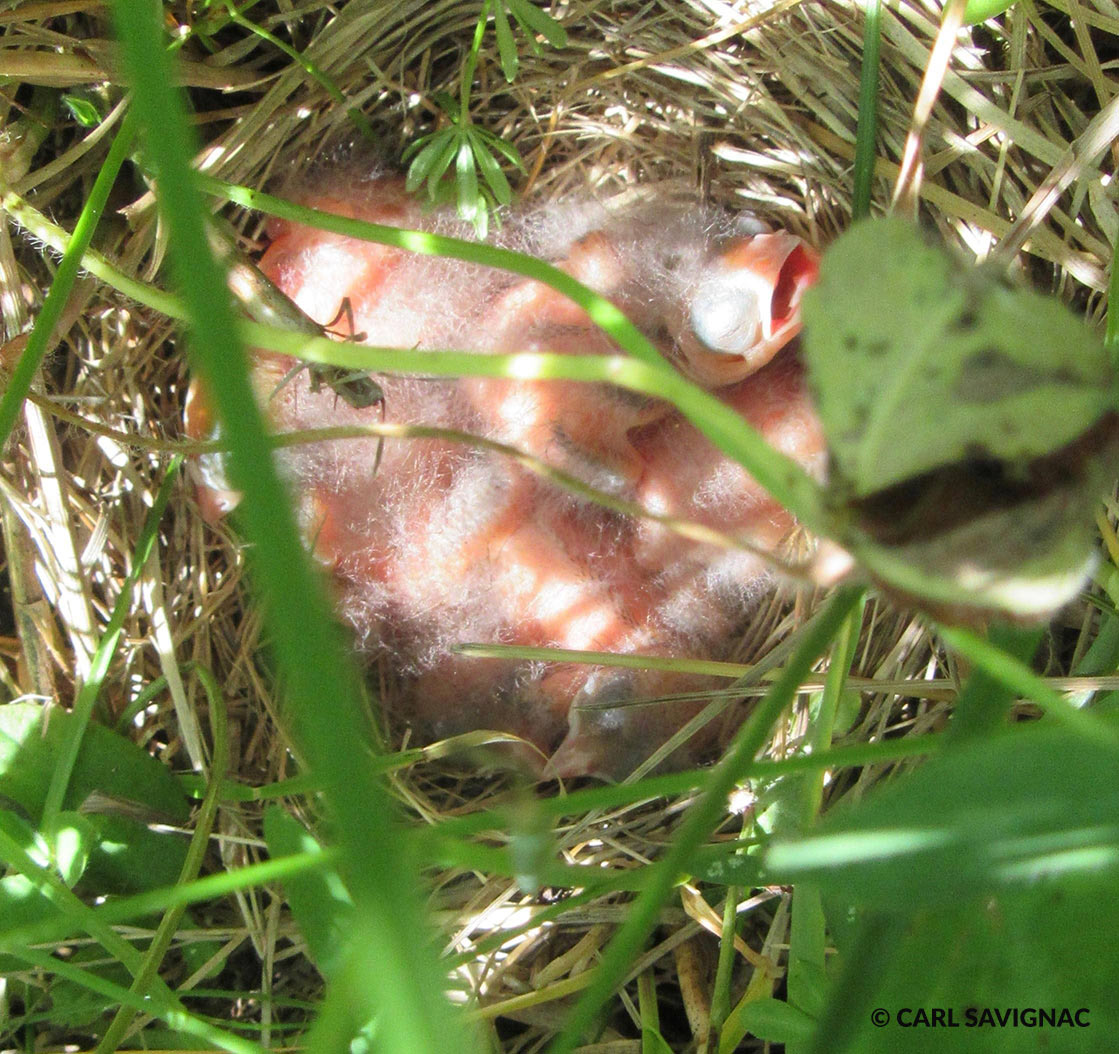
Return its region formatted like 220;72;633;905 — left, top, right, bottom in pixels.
1;0;1114;1047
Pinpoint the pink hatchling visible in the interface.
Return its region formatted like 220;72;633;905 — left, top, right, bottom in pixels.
187;174;825;779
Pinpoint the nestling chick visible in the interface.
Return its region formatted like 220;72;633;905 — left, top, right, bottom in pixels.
186;174;824;779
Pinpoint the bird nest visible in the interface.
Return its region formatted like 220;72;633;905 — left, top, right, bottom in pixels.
1;0;1115;1050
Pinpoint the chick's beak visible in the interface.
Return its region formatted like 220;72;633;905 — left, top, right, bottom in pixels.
677;232;820;386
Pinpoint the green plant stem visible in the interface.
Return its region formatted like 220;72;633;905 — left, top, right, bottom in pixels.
1107;225;1119;369
0;109;136;451
780;595;864;1050
548;586;865;1054
802;594;865;824
424;731;945;844
707;881;741;1042
0;828;245;1052
6;173;831;536
0;826;143;975
806;912;905;1054
638;968;665;1052
1;185;184;317
0;847;336;953
222;1;377;143
461;0;491;120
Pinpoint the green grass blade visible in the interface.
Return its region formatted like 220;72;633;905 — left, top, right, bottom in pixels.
937;623;1119;750
0;826;246;1051
1107;226;1119;369
222;2;377;144
944;623;1043;743
0;110;136;450
8;945;266;1054
962;0;1016;24
41;456;182;832
0;848;338;953
202;176;666;365
241;318;831;535
0;186;183;317
109;3;481;1051
852;0;882;221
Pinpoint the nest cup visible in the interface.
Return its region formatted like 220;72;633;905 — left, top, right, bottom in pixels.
2;0;1115;1048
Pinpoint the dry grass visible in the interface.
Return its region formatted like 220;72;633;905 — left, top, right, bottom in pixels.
1;0;1116;1049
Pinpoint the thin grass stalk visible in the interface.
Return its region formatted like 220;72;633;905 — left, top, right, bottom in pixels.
0;829;249;1052
0;110;136;450
0;848;339;953
203;176;667;365
109;1;480;1050
41;457;182;832
241;319;831;534
1106;226;1119;366
0;186;183;316
805;913;905;1054
852;0;883;221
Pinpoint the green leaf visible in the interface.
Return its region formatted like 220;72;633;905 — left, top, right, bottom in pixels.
44;947;133;1028
736;997;817;1045
426;132;463;200
787;884;828;1020
641;1026;675;1054
62;94;102;127
0;702;189;894
469;131;513;206
0;870;60;931
963;0;1016;23
432;91;459;116
507;0;568;49
802;217;1116;621
473;126;525;169
455;139;480;220
492;0;520;82
763;725;1119;906
80;812;189;894
179;930;230;982
0;805;44;862
801;218;1112;500
0;702;189;825
404;131;455;189
0;863;65;974
693;850;764;887
263;806;354;978
820;881;1119;1052
47;810;96;887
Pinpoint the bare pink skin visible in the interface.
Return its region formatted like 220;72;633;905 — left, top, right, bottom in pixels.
187;177;824;779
